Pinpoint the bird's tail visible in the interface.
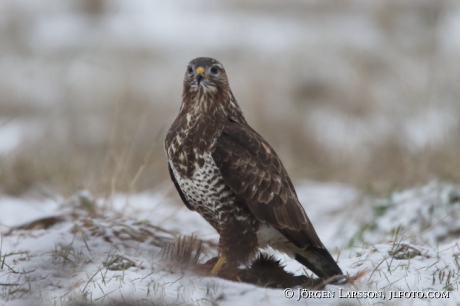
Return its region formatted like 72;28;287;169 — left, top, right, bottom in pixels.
294;246;343;279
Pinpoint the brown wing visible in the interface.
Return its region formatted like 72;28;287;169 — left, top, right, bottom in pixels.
211;121;325;249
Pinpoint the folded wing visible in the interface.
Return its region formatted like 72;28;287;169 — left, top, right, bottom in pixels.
211;122;324;250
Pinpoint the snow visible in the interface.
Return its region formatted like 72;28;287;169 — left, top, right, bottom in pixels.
0;118;46;156
0;120;22;155
306;106;460;156
1;181;459;305
362;182;460;246
0;196;59;228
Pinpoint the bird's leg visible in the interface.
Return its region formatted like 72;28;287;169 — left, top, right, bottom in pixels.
210;255;226;276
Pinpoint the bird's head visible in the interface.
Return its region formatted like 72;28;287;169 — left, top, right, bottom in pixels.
180;57;245;122
183;57;229;96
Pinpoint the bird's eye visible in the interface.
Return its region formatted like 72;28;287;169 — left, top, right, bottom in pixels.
187;66;193;74
210;66;219;74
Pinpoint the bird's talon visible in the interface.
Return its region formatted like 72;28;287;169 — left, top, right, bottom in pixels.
210;255;226;276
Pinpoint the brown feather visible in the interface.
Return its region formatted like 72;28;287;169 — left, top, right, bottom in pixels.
165;57;342;278
212;123;317;233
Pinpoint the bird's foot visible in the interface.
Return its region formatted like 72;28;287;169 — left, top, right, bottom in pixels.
210;255;226;276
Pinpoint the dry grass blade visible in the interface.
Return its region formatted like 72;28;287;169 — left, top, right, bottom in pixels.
159;235;203;265
6;217;65;234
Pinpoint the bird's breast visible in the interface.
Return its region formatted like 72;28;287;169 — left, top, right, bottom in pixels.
169;152;235;228
166;113;221;178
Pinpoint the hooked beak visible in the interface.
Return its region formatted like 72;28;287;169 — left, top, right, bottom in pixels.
196;67;205;86
196;74;203;86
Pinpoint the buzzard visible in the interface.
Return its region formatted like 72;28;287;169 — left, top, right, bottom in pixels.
165;57;343;279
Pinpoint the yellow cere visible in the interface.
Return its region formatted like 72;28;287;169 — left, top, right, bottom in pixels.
196;67;205;75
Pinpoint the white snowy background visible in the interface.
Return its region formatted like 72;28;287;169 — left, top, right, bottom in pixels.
1;0;460;305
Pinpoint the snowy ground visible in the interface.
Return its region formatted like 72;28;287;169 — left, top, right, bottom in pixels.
1;181;459;305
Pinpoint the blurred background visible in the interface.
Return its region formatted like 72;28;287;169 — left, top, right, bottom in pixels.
1;0;459;198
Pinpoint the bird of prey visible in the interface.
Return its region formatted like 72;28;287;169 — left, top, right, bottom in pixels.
165;57;343;279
